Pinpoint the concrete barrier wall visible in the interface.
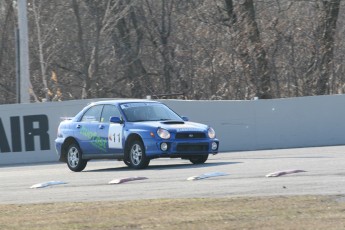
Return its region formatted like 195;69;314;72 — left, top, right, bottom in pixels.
1;95;345;165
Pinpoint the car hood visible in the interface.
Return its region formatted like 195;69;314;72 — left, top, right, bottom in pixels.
132;120;208;133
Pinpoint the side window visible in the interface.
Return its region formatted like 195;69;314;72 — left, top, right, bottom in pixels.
101;105;121;123
81;105;103;122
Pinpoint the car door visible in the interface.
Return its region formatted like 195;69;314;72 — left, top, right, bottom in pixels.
75;104;105;155
99;104;124;155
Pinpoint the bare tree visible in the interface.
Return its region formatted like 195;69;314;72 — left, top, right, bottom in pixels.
315;0;341;95
0;0;16;104
0;0;344;104
110;0;149;98
142;0;176;95
235;0;272;99
32;0;50;101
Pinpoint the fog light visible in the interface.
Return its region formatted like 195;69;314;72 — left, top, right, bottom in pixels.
211;142;218;150
160;142;168;151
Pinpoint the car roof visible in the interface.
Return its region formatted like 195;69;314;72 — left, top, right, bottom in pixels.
90;99;161;106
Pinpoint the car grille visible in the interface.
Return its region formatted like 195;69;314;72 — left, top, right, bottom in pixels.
175;132;206;139
176;143;209;152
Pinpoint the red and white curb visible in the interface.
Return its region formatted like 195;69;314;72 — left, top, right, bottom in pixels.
30;181;67;189
108;176;148;184
187;172;229;181
265;169;307;177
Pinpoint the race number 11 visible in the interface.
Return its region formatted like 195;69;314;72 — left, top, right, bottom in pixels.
108;124;123;149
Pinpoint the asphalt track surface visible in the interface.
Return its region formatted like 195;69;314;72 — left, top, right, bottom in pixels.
1;146;345;204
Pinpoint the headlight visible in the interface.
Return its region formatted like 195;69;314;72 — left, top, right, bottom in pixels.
208;127;216;139
157;128;170;139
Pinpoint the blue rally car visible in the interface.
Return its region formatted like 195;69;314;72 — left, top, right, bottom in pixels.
55;100;219;172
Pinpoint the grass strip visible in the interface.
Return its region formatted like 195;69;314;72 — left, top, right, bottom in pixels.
0;195;345;230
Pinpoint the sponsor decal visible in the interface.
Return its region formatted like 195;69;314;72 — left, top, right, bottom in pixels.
80;126;107;152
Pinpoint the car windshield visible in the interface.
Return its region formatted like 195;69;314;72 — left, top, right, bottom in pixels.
120;102;182;122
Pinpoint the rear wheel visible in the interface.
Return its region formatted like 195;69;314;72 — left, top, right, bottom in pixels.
189;154;208;164
66;143;87;172
127;140;150;169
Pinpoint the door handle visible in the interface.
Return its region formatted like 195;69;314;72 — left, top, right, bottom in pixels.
76;124;81;129
99;125;104;129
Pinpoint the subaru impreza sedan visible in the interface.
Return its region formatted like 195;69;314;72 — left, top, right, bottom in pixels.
55;100;219;172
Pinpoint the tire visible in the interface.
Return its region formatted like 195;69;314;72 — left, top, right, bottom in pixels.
189;154;208;164
66;143;87;172
127;140;150;169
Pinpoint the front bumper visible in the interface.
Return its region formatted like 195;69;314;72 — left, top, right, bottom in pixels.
144;138;219;158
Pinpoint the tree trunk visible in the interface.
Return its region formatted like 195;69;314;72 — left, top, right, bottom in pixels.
144;0;174;95
32;0;49;101
114;4;146;98
71;0;90;99
316;0;341;95
237;0;272;99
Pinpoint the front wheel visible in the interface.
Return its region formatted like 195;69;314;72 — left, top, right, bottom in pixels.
127;140;150;169
66;143;87;172
123;160;131;167
189;154;208;164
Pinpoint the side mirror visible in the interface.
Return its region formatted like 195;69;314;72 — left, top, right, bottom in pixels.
110;116;123;124
181;116;189;121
